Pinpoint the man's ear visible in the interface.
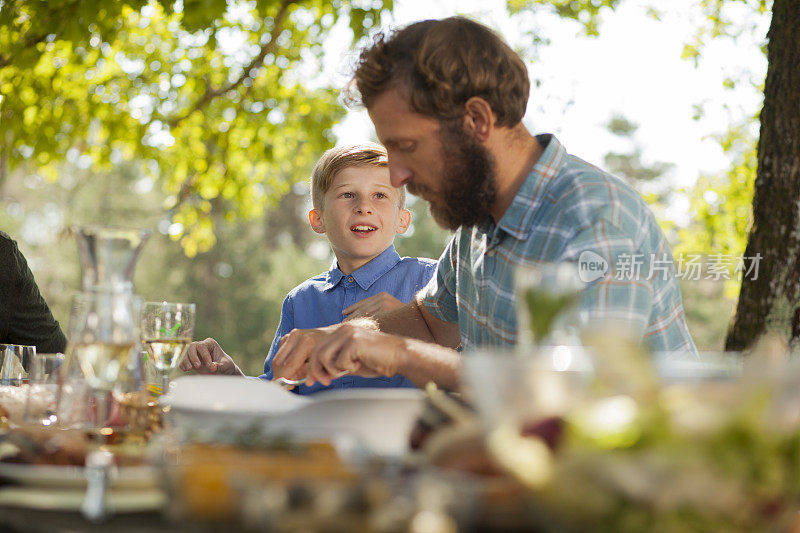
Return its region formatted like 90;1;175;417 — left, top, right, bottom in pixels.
463;96;495;143
308;209;326;234
396;208;412;235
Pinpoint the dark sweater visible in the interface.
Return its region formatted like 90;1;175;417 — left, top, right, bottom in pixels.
0;231;68;353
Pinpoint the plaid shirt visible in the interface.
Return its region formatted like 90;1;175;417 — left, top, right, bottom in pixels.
420;134;697;354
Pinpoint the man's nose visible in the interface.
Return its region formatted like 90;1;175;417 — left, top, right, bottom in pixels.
389;164;412;187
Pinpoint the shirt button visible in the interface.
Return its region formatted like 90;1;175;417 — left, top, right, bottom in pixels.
348;276;354;282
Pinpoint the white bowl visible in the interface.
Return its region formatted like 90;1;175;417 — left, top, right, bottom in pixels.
161;376;425;457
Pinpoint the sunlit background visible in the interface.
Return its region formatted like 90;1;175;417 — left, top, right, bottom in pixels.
0;0;769;373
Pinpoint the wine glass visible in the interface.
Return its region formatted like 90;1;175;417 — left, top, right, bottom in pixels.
0;344;35;385
112;359;162;443
24;352;65;426
515;262;585;347
67;290;140;429
140;302;195;395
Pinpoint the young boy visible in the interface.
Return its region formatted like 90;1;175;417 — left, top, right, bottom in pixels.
180;144;437;394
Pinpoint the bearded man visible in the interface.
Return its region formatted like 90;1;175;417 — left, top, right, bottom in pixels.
188;17;697;390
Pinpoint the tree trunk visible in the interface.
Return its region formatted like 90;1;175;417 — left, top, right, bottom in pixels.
726;0;800;350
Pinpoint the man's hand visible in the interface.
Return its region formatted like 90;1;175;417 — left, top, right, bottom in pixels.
179;337;244;376
342;292;403;320
271;321;398;386
270;326;336;383
304;324;406;386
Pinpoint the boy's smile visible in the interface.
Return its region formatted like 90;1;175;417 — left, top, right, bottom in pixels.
350;223;378;236
309;165;410;274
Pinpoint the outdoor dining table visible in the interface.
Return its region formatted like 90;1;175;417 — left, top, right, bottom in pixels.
0;507;178;533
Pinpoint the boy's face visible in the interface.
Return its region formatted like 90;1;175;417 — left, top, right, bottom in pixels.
309;165;411;274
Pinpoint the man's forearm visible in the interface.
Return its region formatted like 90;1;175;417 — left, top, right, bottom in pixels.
395;336;460;391
373;301;437;343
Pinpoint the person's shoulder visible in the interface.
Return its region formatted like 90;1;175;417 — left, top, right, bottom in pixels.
0;231;20;266
555;155;638;197
549;155;652;224
0;231;16;251
284;271;331;300
394;256;439;285
395;255;439;275
397;256;438;268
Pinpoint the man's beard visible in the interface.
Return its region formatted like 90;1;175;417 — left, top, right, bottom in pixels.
409;121;497;231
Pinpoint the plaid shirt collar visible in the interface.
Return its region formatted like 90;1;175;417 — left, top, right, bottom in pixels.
494;133;567;241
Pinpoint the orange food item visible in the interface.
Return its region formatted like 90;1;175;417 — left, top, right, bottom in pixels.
172;442;355;521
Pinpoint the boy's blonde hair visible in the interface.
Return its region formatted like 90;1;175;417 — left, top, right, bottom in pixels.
310;143;405;209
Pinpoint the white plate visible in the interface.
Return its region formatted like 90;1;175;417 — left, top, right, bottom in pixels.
0;485;164;512
162;376;425;457
161;375;309;414
264;388;426;457
0;463;158;489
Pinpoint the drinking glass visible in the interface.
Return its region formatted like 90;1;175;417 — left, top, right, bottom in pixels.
0;344;35;385
24;352;65;426
515;262;585;346
112;360;162;443
67;290;140;429
140;302;195;395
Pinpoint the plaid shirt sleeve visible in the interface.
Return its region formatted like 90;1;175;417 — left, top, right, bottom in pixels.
419;236;460;323
560;219;654;339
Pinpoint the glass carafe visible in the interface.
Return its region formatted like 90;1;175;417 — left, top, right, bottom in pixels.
74;226;151;293
67;226;150;429
68;290;141;430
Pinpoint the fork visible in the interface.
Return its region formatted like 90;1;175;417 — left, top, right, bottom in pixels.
276;369;350;387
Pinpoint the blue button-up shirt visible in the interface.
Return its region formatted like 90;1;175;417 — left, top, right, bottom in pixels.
260;245;437;394
420;134;697;354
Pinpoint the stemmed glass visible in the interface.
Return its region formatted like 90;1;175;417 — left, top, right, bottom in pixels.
515;262;585;347
67;290;140;429
140;302;195;395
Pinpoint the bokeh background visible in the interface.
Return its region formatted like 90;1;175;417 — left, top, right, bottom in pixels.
0;0;770;373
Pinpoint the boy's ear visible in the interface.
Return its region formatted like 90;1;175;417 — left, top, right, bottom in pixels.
396;208;411;235
308;209;326;234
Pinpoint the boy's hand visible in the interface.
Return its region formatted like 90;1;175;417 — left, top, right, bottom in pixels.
179;337;245;376
342;292;403;320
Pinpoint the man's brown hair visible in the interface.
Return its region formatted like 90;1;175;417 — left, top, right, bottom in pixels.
347;17;530;127
310;143;404;209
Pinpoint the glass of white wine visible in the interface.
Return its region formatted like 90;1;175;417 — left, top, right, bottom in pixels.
140;301;195;395
67;290;140;429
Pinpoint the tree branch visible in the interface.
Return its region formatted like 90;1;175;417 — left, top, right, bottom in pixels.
167;0;294;129
0;31;51;69
0;0;57;70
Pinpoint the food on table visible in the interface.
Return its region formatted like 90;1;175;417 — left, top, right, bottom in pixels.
464;341;800;532
0;385;56;424
168;440;357;521
0;425;89;466
116;390;163;439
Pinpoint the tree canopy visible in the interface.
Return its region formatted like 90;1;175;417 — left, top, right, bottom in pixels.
1;0;389;255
